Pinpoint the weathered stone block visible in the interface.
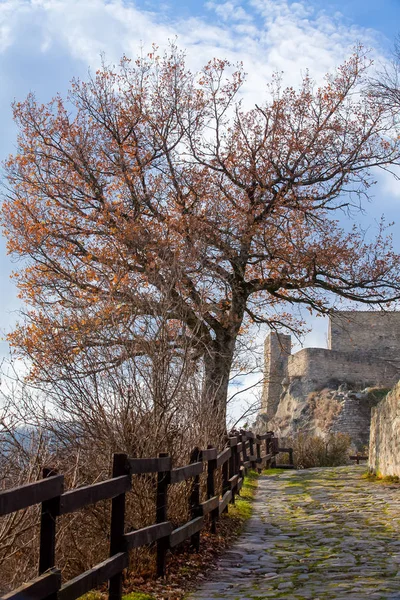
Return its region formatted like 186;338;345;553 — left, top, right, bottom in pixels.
369;382;400;476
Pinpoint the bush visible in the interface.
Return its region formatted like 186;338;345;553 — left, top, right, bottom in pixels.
284;432;352;469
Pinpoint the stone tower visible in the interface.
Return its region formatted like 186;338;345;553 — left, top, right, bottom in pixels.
262;332;291;419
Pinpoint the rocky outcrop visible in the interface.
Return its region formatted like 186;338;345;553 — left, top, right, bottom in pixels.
369;381;400;477
259;381;388;450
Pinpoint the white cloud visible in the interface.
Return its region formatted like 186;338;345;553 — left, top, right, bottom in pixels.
0;0;385;93
205;1;254;23
0;0;397;353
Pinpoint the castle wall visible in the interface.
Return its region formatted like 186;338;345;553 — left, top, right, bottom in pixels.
261;312;400;437
262;332;291;418
329;311;400;358
330;390;383;451
369;382;400;476
287;348;400;389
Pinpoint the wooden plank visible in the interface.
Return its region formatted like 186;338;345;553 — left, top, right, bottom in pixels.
278;447;292;453
248;455;258;462
245;431;255;439
39;468;62;579
200;448;217;461
200;495;219;516
237;477;244;491
261;453;272;463
229;474;239;489
216;447;231;467
128;456;172;475
124;522;173;550
228;436;238;447
60;476;131;515
218;490;232;515
169;517;204;548
349;455;368;460
258;432;273;440
0;476;64;517
58;553;128;600
2;570;61;600
236;442;243;453
170;462;203;484
205;445;218;533
243;460;251;468
189;448;201;551
156;452;171;578
109;453;128;600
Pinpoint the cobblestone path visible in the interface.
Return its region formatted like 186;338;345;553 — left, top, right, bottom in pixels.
189;466;400;599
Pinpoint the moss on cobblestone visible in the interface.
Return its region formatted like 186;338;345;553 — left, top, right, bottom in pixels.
188;466;400;600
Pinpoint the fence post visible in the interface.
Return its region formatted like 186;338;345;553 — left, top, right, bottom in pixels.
271;436;278;468
289;447;294;466
249;436;256;471
109;453;128;600
189;447;201;552
206;445;219;531
256;435;262;473
156;452;171;577
241;432;248;472
266;432;274;468
39;467;63;587
229;437;239;504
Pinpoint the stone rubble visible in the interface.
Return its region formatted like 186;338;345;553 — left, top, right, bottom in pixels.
188;466;400;599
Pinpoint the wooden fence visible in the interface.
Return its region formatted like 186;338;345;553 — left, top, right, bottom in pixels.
0;430;293;600
349;453;368;464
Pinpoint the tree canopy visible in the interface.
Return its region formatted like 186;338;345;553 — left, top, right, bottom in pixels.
3;45;400;431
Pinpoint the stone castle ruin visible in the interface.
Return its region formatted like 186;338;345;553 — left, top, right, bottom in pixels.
261;311;400;448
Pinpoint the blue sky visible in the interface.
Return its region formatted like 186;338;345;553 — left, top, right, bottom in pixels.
1;0;400;360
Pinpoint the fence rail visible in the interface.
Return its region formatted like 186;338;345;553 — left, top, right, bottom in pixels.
349;453;368;464
0;430;293;600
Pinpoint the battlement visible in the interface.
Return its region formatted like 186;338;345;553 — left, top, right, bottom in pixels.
262;311;400;420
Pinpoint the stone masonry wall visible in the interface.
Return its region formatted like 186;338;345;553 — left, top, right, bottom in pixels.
329;311;400;357
262;332;291;418
287;348;400;390
369;382;400;477
330;389;384;450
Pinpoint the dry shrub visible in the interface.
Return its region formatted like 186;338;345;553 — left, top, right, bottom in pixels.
0;346;227;595
283;432;352;469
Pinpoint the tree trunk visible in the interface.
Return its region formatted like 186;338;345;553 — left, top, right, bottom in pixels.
202;336;236;441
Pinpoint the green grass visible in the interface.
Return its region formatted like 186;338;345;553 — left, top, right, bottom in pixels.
363;471;400;484
123;594;156;600
79;593;156;600
262;468;287;476
228;469;259;521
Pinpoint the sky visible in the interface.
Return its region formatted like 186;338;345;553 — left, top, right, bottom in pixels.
1;0;400;368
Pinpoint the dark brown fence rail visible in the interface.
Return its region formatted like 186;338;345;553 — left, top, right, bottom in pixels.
349;453;368;464
0;430;293;600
